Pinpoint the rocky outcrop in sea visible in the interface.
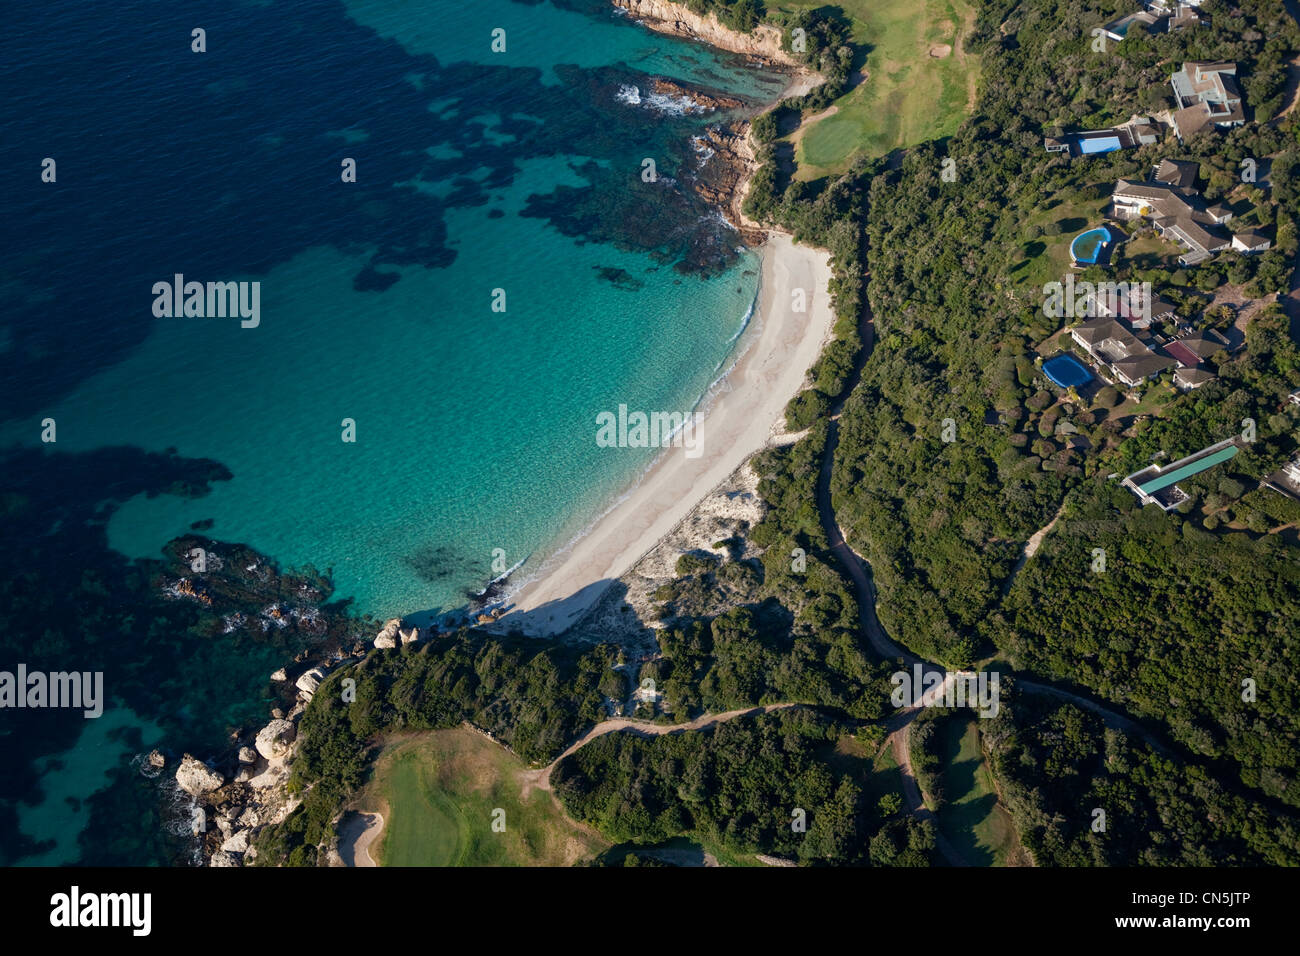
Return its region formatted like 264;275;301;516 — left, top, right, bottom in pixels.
180;615;440;866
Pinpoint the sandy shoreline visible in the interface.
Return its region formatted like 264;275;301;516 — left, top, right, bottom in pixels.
496;234;834;636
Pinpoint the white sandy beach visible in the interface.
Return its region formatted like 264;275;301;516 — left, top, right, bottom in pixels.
497;234;835;635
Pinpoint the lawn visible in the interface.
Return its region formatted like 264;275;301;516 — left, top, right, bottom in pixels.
781;0;979;178
1118;232;1183;272
934;715;1025;866
364;728;608;866
1007;195;1111;293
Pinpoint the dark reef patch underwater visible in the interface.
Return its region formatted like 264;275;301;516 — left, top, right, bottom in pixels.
0;445;367;864
0;0;769;421
0;0;784;863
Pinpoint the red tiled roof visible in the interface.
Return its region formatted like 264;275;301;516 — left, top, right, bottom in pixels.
1163;341;1201;367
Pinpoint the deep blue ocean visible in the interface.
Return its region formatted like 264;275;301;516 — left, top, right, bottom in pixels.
0;0;783;864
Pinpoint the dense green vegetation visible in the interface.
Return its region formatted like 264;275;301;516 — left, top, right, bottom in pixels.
680;0;766;33
800;0;1300;817
1002;488;1300;806
908;711;948;811
834;0;1300;670
648;439;895;720
984;686;1300;865
265;0;1300;866
552;708;935;864
254;633;620;865
741;0;1300;852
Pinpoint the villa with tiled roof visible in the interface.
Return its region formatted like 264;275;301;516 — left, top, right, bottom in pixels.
1110;165;1239;265
1070;316;1175;388
1170;62;1245;140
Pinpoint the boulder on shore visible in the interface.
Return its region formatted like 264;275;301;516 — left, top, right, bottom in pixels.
147;749;166;769
175;755;224;796
221;829;252;854
254;719;297;760
238;746;257;765
295;667;326;699
374;618;401;649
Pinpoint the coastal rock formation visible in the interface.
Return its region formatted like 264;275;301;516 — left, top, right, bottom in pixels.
254;718;296;760
399;625;420;645
613;0;802;68
175;755;224;795
238;746;257;764
270;667;287;682
693;123;767;245
650;77;743;112
220;829;252;854
147;749;166;769
295;666;326;699
570;460;766;653
248;756;291;790
374;618;401;648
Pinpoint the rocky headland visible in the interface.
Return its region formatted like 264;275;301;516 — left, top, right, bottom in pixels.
174;613;431;866
613;0;806;70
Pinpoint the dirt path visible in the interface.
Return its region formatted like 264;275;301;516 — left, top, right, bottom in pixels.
338;811;384;868
521;702;798;798
809;294;1173;862
1001;501;1067;595
889;718;968;866
1277;2;1300;122
1276;53;1300;122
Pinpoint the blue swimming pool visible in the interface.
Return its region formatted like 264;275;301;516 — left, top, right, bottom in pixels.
1078;136;1122;154
1071;226;1114;264
1043;353;1093;388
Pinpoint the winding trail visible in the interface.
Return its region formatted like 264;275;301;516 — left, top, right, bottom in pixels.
521;703;798;798
814;347;968;864
1278;3;1300;125
809;288;1174;864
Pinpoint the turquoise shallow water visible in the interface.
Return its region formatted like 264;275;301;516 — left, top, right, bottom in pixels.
85;227;760;620
0;0;784;864
2;0;780;621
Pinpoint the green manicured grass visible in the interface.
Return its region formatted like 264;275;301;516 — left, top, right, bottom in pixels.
380;750;470;866
367;728;608;866
783;0;979;178
934;716;1023;866
1008;196;1110;292
1119;233;1183;272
